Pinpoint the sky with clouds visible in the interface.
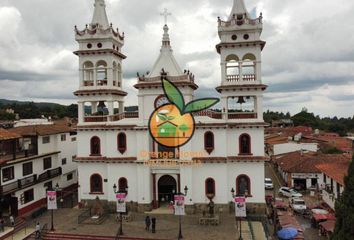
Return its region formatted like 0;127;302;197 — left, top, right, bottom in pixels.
0;0;354;117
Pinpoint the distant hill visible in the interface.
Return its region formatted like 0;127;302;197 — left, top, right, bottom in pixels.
0;99;65;108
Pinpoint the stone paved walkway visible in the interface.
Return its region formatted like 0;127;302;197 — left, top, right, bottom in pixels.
31;208;266;240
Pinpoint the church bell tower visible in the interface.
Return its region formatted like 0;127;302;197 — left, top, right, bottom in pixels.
216;0;266;122
74;0;127;124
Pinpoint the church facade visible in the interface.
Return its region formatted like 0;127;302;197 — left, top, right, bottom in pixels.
74;0;268;214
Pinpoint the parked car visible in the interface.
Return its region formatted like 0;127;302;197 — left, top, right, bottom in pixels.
278;187;303;198
290;198;307;213
265;178;274;190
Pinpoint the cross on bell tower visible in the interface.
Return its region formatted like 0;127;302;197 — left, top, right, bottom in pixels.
160;8;172;25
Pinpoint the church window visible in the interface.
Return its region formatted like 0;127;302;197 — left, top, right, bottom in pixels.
97;43;102;48
96;60;108;85
205;178;216;197
90;136;101;156
239;134;251;155
87;43;92;49
117;133;127;154
118;177;128;192
243;34;249;40
231;35;237;41
204;131;214;154
83;61;94;85
226;55;240;81
90;174;103;193
236;174;251;196
242;54;256;80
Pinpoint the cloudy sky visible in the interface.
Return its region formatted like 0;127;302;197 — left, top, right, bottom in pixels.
0;0;354;117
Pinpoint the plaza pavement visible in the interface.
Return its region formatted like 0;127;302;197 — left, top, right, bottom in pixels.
27;208;267;240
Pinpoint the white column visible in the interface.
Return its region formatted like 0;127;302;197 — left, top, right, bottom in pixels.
221;97;228;120
239;61;243;81
119;102;124;114
255;60;261;82
78;102;85;123
91;101;98;114
107;101;114;115
107;65;113;87
93;69;97;86
221;61;226;84
256;96;263;120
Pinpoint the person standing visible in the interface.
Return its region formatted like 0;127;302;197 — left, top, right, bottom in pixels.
9;215;15;227
151;217;156;233
145;216;151;231
35;222;40;238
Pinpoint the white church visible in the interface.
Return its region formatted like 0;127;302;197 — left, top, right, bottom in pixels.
74;0;268;214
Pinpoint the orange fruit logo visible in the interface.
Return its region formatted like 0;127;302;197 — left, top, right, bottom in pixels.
149;79;219;148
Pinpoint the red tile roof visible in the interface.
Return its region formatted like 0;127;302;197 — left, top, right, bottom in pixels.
0;128;21;141
8;123;74;136
316;160;351;185
273;151;351;174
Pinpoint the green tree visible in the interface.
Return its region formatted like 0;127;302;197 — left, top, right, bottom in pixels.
331;155;354;240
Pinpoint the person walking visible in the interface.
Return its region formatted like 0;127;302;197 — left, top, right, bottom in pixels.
145;216;151;231
151;217;156;233
35;222;41;238
9;215;15;227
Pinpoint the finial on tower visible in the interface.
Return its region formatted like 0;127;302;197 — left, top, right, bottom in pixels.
228;0;250;20
160;8;172;25
91;0;110;29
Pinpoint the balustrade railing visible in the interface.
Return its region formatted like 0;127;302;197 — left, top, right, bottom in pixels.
0;168;61;195
226;74;256;83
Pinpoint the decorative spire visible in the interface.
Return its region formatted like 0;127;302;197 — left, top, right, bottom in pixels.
161;24;171;48
228;0;250;20
91;0;110;29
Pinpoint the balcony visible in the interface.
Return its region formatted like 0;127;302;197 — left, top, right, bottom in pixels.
226;74;256;83
0;167;62;195
193;110;257;120
0;138;38;162
228;112;257;119
84;112;139;123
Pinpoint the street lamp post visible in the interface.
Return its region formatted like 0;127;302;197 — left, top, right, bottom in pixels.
178;185;188;240
47;183;60;232
231;188;243;240
113;184;128;236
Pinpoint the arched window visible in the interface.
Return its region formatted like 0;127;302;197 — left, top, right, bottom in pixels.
242;53;256;81
239;134;251;155
90;174;103;193
90;136;101;156
226;55;240;82
204;131;214;154
236;174;251;196
117;133;127;154
83;61;94;86
118;177;128;192
96;60;108;86
205;178;216;198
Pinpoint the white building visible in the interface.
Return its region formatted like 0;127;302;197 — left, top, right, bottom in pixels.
75;0;268;214
316;158;350;210
0;124;78;217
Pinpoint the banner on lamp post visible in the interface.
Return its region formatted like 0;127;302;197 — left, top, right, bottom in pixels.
174;195;185;216
116;193;126;213
235;196;246;217
47;191;57;210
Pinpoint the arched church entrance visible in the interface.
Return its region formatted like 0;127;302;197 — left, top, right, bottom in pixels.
157;175;177;207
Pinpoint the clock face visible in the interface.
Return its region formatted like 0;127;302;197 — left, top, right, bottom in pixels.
154;95;170;108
